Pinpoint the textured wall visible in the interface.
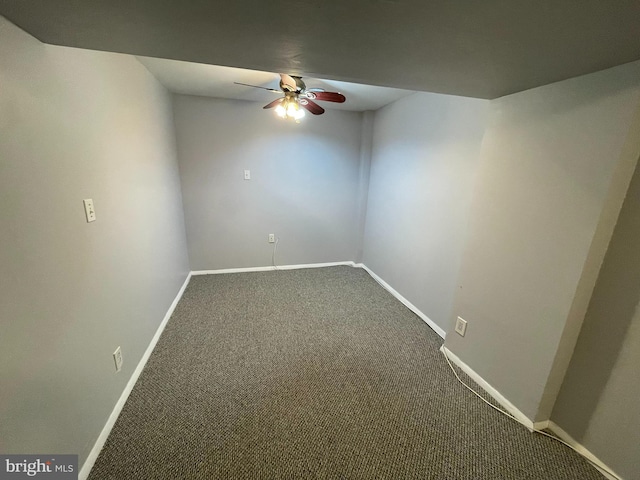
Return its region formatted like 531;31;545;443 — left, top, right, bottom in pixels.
0;17;190;465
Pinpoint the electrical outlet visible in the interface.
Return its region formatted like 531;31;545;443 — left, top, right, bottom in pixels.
113;346;123;372
268;234;275;243
244;169;251;180
455;317;468;337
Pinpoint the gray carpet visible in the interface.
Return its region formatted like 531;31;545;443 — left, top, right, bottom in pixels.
89;266;602;479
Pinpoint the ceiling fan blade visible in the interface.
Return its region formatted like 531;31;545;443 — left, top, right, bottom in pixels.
311;91;346;103
306;87;325;93
280;74;298;92
234;82;281;93
263;97;284;109
299;98;325;115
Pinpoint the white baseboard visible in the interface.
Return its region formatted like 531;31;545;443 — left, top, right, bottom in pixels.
192;262;447;342
79;272;193;480
546;421;622;480
533;419;551;431
78;264;622;480
440;345;536;429
440;346;622;479
356;263;447;339
191;261;355;276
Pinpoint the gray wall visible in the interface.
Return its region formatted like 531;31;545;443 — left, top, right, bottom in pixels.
362;92;489;331
354;111;374;264
4;12;640;477
173;94;364;270
0;17;190;465
551;152;640;480
445;61;640;421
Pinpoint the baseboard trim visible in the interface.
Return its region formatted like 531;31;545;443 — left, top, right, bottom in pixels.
440;346;622;478
355;263;447;339
533;419;551;431
192;262;447;340
440;345;536;429
78;272;193;480
546;421;622;480
77;264;622;480
191;261;356;275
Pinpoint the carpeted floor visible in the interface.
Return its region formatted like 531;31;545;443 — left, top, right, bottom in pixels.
89;266;603;479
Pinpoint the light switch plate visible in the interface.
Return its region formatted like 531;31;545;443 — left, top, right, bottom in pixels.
83;199;96;222
113;346;123;372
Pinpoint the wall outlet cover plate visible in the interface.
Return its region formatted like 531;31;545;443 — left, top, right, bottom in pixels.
455;316;468;337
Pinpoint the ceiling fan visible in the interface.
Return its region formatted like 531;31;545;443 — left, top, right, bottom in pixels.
234;74;346;121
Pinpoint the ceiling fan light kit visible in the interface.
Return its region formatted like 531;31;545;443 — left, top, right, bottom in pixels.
275;95;305;121
235;73;346;122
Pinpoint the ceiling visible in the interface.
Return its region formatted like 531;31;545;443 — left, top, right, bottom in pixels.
1;1;639;99
137;57;414;111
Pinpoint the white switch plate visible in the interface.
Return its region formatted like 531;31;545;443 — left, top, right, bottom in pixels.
268;234;275;243
83;199;96;222
244;169;251;180
82;198;96;223
455;317;468;337
113;346;123;372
